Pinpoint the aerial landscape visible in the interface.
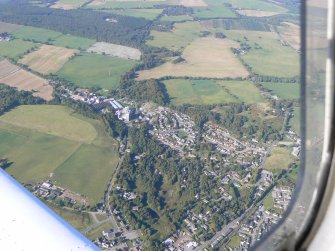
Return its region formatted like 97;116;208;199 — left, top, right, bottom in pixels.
0;0;303;250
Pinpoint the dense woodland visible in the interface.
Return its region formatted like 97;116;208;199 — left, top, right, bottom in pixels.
0;84;45;116
0;0;150;47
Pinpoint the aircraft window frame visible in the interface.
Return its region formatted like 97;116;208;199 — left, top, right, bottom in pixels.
252;0;335;250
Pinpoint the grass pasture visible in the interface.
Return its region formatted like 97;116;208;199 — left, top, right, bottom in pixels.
52;34;95;50
192;5;236;18
164;79;263;105
289;106;300;135
225;30;299;78
277;22;300;51
222;0;288;13
164;79;237;105
218;80;265;104
51;0;89;9
57;53;136;89
19;44;78;75
0;59;53;100
0;105;119;204
264;146;295;171
260;82;300;100
0;39;39;61
139;37;249;79
13;26;62;43
147;21;203;51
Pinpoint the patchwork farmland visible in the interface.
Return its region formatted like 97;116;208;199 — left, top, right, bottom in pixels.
138;37;250;79
0;59;53;100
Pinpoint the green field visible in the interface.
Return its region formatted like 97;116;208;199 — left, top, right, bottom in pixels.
228;235;241;248
52;0;88;8
87;1;171;9
225;30;300;77
12;25;94;49
147;21;202;51
263;193;274;210
260;82;300;100
164;79;237;105
192;5;237;19
221;0;288;12
0;105;119;204
289;106;300;135
48;204;93;232
264;146;295;171
0;39;39;61
164;79;263;105
57;53;136;89
12;26;63;43
160;15;193;22
104;8;163;20
218;80;265;104
52;34;96;50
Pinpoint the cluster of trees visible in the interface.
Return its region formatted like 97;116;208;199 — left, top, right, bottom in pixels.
0;84;45;116
160;5;193;16
0;0;150;47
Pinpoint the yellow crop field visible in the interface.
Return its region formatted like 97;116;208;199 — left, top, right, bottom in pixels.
19;44;78;75
0;60;53;100
138;37;249;79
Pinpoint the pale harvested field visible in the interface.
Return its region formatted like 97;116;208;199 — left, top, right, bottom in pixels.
180;0;207;7
137;37;249;80
87;42;141;60
236;9;279;17
277;22;300;51
19;45;78;75
50;2;75;10
0;59;53;100
89;0;166;5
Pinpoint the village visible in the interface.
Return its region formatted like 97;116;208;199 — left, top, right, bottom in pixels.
47;81;301;250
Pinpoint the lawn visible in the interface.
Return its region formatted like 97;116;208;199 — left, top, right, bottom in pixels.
225;30;300;78
263;193;274;210
0;105;119;204
228;235;241;249
164;79;237;105
48;204;93;232
0;39;39;61
12;26;62;43
104;8;163;20
86;221;114;240
57;52;136;89
264;146;295;171
260;82;300;100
